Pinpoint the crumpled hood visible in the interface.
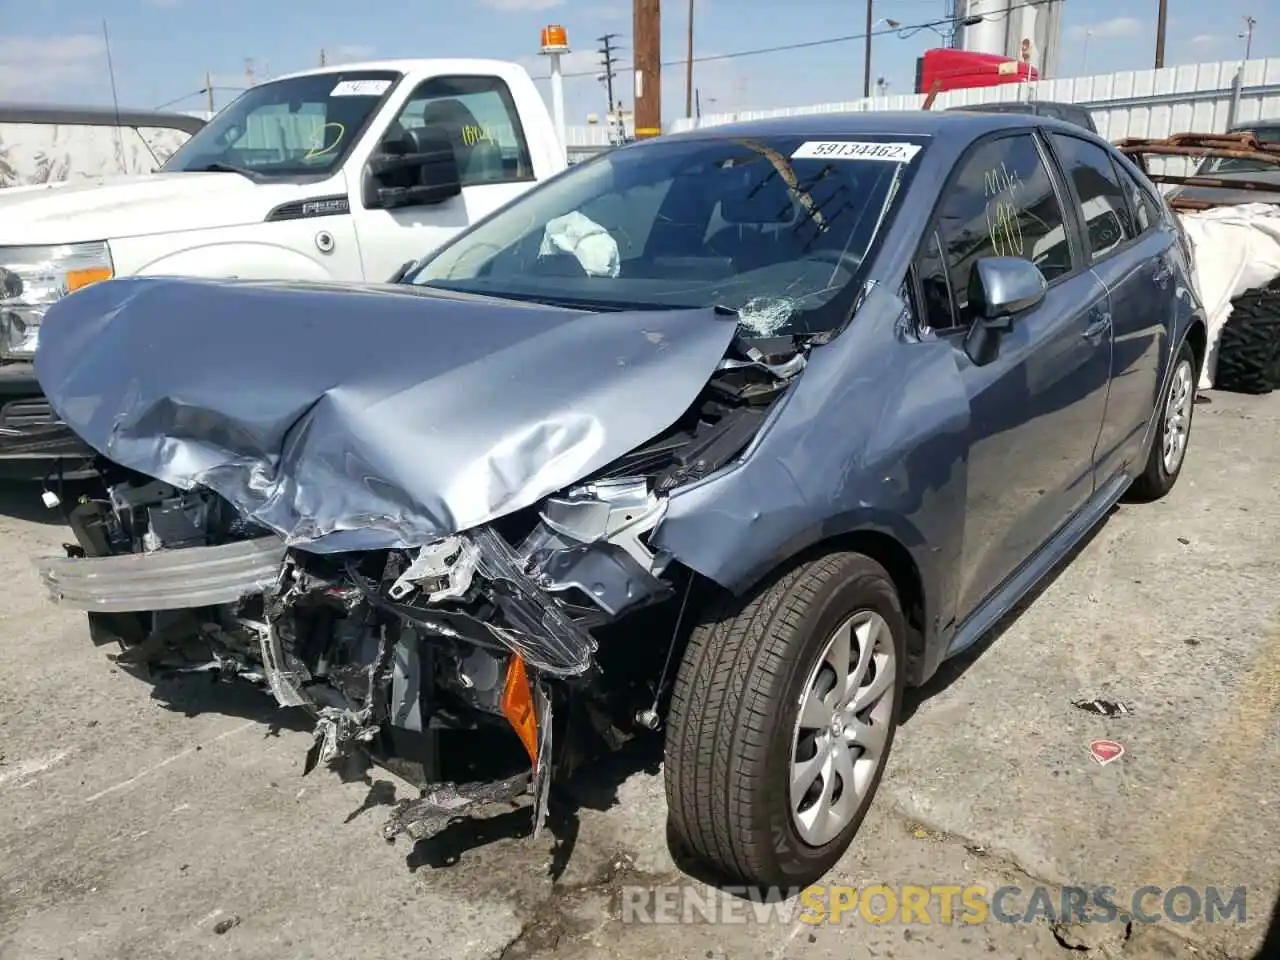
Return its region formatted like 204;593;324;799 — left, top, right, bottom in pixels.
35;277;738;552
0;172;312;246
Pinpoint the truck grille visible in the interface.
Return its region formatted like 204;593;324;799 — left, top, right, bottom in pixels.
0;397;59;428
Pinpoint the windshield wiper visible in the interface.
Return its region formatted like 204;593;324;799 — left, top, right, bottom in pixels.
185;162;258;180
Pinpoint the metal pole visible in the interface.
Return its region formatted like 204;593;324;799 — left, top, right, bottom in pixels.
863;0;874;98
1154;0;1167;68
549;52;567;156
685;0;695;118
1243;16;1256;61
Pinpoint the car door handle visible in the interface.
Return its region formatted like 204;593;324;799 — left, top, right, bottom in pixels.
1152;257;1173;288
1083;310;1112;341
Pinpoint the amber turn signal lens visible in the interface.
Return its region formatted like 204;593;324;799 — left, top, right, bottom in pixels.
500;654;539;764
65;267;113;292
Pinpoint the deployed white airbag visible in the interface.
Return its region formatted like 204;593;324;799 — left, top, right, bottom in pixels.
539;211;621;277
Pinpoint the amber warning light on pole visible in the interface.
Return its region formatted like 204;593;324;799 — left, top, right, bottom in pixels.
540;24;569;53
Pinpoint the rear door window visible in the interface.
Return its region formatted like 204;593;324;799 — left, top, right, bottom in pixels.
1113;159;1164;235
1050;134;1135;261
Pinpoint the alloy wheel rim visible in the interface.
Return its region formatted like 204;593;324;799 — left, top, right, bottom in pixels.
788;609;897;847
1162;359;1193;475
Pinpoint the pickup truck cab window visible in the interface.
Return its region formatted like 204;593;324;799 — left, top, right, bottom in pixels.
916;131;1073;333
385;75;534;185
161;69;402;179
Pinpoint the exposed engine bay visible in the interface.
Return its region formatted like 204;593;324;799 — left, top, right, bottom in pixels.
37;337;805;843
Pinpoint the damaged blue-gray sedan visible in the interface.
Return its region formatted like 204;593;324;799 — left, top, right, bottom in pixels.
31;111;1206;888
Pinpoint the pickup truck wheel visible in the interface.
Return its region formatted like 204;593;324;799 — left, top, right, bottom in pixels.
1129;339;1196;503
1214;282;1280;395
663;551;906;889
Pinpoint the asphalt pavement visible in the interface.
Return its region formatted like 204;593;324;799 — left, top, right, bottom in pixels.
1;388;1276;960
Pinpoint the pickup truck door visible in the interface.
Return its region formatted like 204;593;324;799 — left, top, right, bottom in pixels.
915;130;1112;625
350;74;543;283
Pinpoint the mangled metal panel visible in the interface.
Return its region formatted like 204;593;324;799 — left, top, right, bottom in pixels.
34;276;739;554
651;284;964;600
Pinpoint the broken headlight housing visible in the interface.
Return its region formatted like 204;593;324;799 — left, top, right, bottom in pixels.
0;241;114;360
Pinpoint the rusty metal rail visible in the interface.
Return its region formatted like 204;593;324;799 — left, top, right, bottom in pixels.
1116;132;1280;211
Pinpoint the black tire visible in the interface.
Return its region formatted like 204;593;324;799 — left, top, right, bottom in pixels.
1128;338;1196;503
663;551;906;889
1214;282;1280;395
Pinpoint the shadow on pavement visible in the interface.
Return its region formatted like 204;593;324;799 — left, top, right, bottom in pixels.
136;656;666;884
900;503;1117;724
1255;890;1280;959
403;730;664;881
0;479;95;526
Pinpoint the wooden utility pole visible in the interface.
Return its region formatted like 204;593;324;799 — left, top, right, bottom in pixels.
1154;0;1167;68
685;0;695;119
634;0;661;138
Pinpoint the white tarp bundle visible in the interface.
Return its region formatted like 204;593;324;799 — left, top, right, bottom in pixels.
0;122;192;188
1177;202;1280;388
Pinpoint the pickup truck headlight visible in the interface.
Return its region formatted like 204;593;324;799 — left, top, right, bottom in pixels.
0;242;114;360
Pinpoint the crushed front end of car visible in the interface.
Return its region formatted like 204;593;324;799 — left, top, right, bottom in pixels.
30;275;811;843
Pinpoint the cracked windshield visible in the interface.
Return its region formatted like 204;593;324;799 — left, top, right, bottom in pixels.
407;134;924;336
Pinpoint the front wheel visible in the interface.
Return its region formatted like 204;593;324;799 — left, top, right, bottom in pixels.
1128;338;1196;503
663;551;906;888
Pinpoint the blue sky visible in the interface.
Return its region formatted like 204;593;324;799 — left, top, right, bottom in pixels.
1;0;1274;123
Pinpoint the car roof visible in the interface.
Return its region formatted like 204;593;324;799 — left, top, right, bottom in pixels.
1228;119;1280;132
664;109;1093;144
0;102;205;133
947;100;1086;112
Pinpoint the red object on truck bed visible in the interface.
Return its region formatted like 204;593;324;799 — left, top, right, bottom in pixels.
914;48;1037;95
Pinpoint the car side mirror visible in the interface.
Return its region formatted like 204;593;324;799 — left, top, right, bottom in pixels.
963;256;1047;366
362;125;462;210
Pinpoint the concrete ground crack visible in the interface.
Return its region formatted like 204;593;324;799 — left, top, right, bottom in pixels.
886;803;1245;960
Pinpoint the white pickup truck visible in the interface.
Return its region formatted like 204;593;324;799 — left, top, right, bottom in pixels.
0;57;567;477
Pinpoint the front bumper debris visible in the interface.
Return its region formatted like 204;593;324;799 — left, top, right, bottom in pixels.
382;678;555;843
35;536;287;612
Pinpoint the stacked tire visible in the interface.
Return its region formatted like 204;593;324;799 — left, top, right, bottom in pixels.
1215;278;1280;394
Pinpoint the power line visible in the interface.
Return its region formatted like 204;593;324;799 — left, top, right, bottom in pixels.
597;32;624;142
548;0;1056;79
154;85;246;111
